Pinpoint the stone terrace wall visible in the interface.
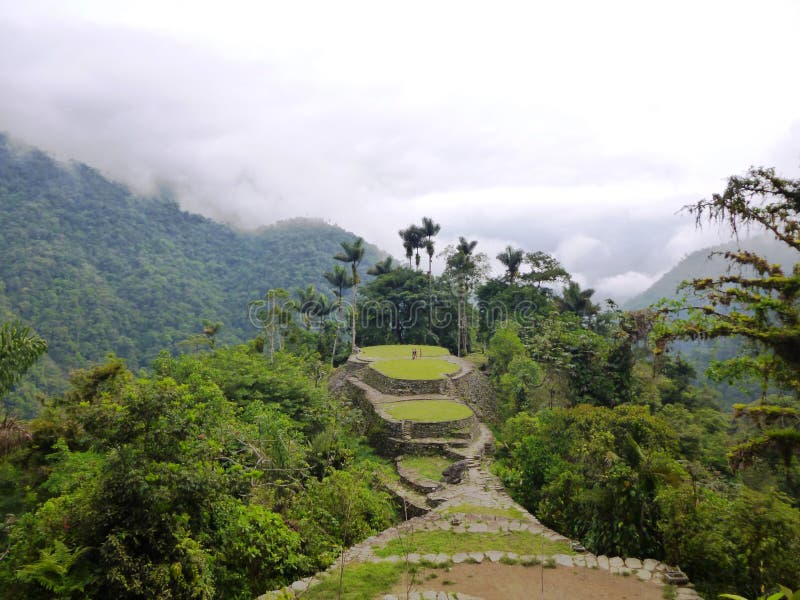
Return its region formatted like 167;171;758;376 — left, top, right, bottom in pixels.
452;367;497;422
362;365;447;395
406;414;476;439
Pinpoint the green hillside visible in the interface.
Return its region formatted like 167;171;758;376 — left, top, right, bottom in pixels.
0;134;384;413
624;234;800;408
625;234;800;310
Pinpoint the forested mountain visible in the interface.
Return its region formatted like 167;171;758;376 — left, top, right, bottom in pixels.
623;233;800;409
624;233;800;310
0;134;384;412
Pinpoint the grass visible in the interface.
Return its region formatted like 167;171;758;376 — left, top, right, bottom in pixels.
384;400;473;422
400;455;455;482
371;358;460;380
360;344;451;359
303;562;405;599
373;530;574;557
442;503;526;520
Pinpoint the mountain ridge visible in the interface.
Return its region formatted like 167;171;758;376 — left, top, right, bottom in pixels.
624;233;800;310
0;133;386;413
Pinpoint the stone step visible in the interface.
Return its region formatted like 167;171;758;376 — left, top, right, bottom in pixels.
381;478;432;519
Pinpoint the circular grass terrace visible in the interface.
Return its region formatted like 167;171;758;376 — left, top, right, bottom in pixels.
383;399;473;422
370;358;460;380
359;344;450;359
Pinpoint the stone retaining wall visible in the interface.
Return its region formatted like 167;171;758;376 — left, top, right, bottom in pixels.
362;366;448;395
452;367;497;422
405;414;476;439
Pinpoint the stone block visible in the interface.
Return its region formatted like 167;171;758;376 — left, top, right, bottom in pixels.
486;550;505;562
554;554;574;567
625;557;643;569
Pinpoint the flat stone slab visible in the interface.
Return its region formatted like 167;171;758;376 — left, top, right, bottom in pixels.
554;554;574;567
452;552;469;564
637;569;652;581
485;550;504;562
290;576;315;592
597;555;610;570
468;551;485;563
643;558;659;571
609;556;625;568
421;553;439;564
467;522;489;533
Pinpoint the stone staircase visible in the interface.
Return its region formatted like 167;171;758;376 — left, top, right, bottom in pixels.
258;352;704;599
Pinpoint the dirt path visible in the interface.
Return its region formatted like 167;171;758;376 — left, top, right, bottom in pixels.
392;562;667;600
263;354;701;599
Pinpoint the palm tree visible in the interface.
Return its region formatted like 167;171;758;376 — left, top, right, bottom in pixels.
497;246;524;284
295;285;322;330
367;257;396;276
323;265;354;363
398;226;424;270
418;218;441;343
447;238;480;357
419;217;441;278
558;281;599;319
0;321;48;399
334;238;366;349
456;236;478;257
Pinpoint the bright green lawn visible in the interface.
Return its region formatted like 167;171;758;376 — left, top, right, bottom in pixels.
360;345;450;359
371;358;459;380
374;530;574;557
400;455;455;482
303;562;405;599
442;503;526;520
384;400;473;422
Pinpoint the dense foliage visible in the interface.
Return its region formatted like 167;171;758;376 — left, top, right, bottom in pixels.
0;134;383;415
487;167;800;598
4;141;800;600
0;346;395;599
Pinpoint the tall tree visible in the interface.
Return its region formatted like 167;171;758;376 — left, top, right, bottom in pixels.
419;217;442;343
334;238;366;350
398;226;424;270
323;265;354;363
419;217;441;278
295;285;334;330
558;281;599;320
654;166;800;493
445;237;487;356
523;251;570;289
497;246;525;284
366;257;396;276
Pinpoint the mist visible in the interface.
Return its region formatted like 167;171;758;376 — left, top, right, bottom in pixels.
1;0;799;301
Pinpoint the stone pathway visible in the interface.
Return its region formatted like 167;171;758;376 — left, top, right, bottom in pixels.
260;459;703;599
259;354;703;599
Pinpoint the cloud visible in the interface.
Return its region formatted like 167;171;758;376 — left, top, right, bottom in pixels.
594;271;663;302
1;1;799;302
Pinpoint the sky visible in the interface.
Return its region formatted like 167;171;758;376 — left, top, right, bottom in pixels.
1;0;799;301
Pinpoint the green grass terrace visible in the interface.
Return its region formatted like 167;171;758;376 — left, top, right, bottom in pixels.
383;400;473;422
371;358;460;380
359;344;451;359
